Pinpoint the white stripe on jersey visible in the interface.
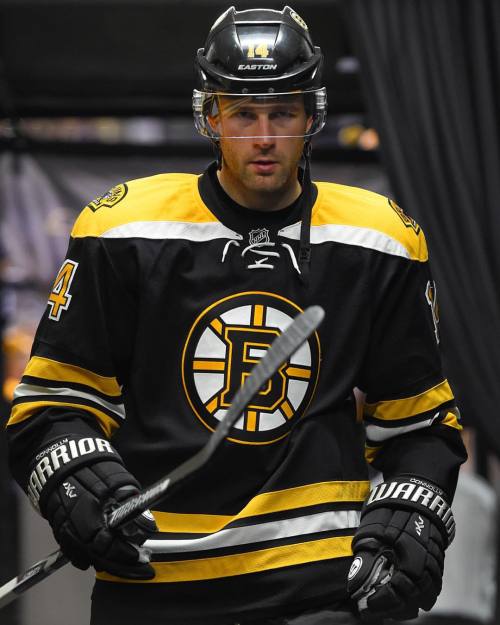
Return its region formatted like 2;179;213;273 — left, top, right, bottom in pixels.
279;222;411;259
145;509;361;554
366;412;441;443
101;220;243;242
14;383;126;420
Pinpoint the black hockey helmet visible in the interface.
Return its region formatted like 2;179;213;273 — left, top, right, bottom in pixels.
195;5;323;93
193;5;327;139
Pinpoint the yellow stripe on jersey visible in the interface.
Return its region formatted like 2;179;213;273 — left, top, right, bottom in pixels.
313;182;428;262
364;380;454;421
24;356;122;397
72;174;220;238
73;173;426;265
8;400;119;437
97;535;354;583
152;480;370;534
153;511;234;534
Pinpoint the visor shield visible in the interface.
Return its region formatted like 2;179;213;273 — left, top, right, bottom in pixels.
193;88;327;139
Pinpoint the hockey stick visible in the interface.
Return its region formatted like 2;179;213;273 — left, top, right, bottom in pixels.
0;305;325;609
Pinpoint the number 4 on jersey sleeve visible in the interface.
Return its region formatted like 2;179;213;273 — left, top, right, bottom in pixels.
47;260;79;321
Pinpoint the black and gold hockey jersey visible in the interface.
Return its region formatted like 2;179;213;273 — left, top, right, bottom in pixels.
7;163;466;624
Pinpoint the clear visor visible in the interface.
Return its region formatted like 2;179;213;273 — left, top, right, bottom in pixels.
193;88;327;139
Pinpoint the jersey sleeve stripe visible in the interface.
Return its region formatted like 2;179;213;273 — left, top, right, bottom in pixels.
365;413;441;443
364;407;462;461
363;404;454;429
20;375;124;405
24;356;122;397
8;399;120;437
96;535;354;584
12;383;125;419
364;379;454;421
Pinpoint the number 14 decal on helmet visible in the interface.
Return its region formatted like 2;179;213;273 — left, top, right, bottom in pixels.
47;259;78;321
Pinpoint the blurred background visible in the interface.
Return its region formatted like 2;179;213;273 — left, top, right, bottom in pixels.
0;1;499;624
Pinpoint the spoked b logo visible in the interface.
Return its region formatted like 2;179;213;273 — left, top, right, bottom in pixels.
182;292;321;444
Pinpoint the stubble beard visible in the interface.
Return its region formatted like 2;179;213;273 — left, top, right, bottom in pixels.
219;139;304;206
241;167;290;195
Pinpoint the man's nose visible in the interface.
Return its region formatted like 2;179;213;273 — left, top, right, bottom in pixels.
253;114;275;146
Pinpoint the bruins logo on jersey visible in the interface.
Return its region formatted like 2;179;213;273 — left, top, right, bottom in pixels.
182;292;321;445
388;198;421;235
86;184;128;212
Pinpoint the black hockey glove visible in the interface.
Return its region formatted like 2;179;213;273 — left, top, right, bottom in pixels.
347;476;455;621
27;435;158;580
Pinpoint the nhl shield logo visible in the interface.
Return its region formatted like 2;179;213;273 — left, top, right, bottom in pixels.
249;228;270;245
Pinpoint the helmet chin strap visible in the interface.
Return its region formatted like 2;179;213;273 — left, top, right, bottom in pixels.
213;140;223;170
298;140;313;286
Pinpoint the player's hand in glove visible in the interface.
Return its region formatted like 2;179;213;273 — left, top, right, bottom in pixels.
347;477;455;622
27;436;158;579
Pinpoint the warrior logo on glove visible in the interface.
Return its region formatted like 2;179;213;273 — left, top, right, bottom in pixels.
347;476;455;621
28;437;116;509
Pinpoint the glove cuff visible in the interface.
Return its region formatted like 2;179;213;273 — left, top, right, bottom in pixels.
27;435;121;513
364;476;455;546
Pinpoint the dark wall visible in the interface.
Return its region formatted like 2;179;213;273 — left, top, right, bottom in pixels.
0;0;362;117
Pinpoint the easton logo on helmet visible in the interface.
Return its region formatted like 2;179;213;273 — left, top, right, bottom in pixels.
238;64;278;71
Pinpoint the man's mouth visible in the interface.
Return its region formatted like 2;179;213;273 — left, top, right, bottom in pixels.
250;160;278;173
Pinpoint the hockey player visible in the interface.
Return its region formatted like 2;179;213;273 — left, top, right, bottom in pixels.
7;6;466;625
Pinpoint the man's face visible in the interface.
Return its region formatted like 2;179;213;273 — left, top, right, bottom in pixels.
211;94;311;195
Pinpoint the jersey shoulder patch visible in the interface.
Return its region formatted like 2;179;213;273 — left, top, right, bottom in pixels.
72;173;216;238
312;181;428;262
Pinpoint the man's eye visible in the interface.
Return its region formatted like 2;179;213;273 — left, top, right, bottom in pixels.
271;111;295;119
235;111;255;119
